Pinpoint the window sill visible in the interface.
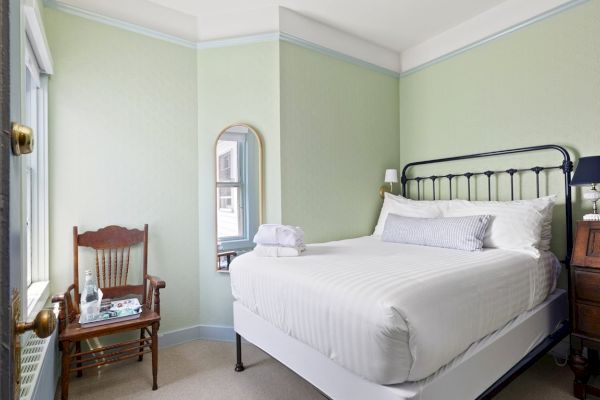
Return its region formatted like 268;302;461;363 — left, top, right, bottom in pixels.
27;280;50;319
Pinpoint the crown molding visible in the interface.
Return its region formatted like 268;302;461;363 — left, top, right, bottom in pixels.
45;0;589;77
399;0;590;74
279;33;399;78
44;1;401;76
44;0;197;48
278;7;401;73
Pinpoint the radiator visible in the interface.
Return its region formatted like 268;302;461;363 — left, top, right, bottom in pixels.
20;330;58;400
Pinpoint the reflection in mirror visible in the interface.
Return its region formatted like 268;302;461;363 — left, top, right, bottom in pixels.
215;124;262;272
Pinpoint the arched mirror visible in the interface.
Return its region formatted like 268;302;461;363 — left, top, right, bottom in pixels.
215;124;263;272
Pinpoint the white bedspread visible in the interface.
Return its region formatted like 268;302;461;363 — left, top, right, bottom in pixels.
229;236;559;384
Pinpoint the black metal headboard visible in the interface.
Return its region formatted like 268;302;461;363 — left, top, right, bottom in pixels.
400;144;573;264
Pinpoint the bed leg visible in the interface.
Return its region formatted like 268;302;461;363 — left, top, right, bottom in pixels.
235;333;245;372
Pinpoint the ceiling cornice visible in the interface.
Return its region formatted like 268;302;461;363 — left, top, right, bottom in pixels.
44;0;197;48
400;0;590;74
45;0;589;76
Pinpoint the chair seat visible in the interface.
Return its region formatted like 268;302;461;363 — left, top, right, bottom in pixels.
60;309;160;341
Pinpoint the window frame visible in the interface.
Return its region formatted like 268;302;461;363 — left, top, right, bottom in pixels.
23;32;50;318
216;132;249;244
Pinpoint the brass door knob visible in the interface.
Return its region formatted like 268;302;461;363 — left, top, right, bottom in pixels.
11;122;34;155
16;309;57;339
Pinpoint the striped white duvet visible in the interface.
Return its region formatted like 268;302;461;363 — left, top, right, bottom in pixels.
229;236;559;384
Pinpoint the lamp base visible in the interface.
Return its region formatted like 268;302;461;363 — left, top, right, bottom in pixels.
379;185;391;199
583;213;600;221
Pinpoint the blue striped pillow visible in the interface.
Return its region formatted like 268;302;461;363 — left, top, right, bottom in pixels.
381;214;491;251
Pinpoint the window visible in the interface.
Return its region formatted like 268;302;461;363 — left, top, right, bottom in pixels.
23;36;50;316
216;135;244;240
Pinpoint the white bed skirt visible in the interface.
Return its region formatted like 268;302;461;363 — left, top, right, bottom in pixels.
233;289;568;400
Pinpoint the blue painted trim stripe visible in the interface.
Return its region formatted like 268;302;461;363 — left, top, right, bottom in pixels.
159;324;235;348
400;0;591;77
196;33;280;50
43;0;197;48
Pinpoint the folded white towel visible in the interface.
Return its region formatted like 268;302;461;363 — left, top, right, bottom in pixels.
254;244;305;257
253;224;305;248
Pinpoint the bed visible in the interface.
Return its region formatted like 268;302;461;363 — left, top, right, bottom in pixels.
230;144;574;400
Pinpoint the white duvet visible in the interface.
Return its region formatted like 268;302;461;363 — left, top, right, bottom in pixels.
229;236;559;384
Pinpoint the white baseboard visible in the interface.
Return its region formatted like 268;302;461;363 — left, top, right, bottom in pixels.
158;324;235;348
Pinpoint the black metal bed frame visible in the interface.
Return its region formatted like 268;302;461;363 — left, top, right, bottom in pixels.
401;144;573;399
235;144;575;400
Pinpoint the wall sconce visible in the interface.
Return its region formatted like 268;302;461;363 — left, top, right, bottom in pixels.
379;169;398;198
571;155;600;221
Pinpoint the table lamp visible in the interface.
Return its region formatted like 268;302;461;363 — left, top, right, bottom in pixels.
571;155;600;221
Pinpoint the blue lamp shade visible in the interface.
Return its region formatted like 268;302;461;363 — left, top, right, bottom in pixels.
571;156;600;186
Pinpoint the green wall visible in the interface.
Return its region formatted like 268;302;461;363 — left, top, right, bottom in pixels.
43;5;400;330
43;0;598;332
197;42;280;325
399;0;600;259
280;42;399;242
44;9;200;332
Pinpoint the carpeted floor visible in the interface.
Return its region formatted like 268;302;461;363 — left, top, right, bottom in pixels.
56;340;580;400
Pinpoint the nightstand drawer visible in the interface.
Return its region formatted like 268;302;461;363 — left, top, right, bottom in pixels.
574;269;600;303
575;303;600;337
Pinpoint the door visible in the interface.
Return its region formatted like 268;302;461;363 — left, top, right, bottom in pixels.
1;0;15;397
1;1;55;399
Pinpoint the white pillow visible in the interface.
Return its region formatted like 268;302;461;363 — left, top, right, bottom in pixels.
387;193;556;251
444;200;544;254
373;193;442;237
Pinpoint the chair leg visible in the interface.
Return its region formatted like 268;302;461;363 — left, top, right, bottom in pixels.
151;323;158;390
235;333;245;372
75;341;82;377
61;341;71;400
138;328;145;362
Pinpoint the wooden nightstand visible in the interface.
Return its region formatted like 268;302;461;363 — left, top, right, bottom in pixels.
570;220;600;399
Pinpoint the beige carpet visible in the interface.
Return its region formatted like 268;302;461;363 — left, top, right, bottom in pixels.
56;340;579;400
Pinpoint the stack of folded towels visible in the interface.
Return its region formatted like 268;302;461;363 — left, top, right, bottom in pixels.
253;224;306;257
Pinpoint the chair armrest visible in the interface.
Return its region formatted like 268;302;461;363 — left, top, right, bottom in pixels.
146;274;166;290
52;284;76;307
52;284;77;331
51;293;65;304
144;275;165;316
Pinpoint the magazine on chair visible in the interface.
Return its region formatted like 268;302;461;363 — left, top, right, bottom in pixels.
79;298;143;328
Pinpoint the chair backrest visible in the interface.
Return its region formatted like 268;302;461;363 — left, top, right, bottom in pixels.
73;224;148;305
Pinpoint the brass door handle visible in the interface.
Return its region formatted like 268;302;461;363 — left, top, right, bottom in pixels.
10;122;34;155
16;309;57;339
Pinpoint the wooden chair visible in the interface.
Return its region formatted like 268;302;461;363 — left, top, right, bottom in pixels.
52;224;166;400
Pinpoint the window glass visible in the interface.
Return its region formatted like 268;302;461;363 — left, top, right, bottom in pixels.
216;141;238;183
216;187;242;238
24;42;40;289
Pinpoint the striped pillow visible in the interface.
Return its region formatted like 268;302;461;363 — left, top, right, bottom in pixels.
381;214;491;252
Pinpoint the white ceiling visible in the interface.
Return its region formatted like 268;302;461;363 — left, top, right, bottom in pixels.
51;0;579;72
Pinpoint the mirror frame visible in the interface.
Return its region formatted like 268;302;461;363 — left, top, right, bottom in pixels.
214;123;264;273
